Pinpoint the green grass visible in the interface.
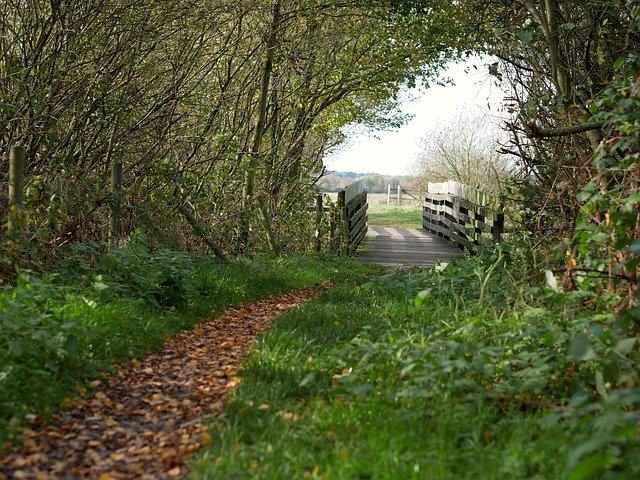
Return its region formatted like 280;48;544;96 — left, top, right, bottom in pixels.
367;203;423;228
0;251;381;446
189;251;640;479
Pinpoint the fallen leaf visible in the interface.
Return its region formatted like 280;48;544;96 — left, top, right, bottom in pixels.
103;417;118;427
0;286;329;479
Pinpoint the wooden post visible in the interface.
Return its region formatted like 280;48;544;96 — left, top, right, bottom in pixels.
337;190;348;256
8;146;25;233
397;185;402;205
387;184;391;205
493;213;505;242
315;193;323;252
109;162;122;246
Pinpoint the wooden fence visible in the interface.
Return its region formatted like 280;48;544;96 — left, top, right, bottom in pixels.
337;179;368;255
423;180;504;251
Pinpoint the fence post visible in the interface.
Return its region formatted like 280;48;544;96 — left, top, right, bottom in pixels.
493;213;505;242
315;193;323;252
397;185;402;205
109;162;123;246
8;146;25;234
387;184;391;205
337;189;348;256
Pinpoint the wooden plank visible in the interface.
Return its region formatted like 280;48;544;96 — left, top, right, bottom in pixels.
343;179;364;204
346;192;366;211
356;227;464;266
349;225;368;253
350;214;368;242
349;203;368;229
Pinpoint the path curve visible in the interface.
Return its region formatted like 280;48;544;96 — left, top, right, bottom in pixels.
0;285;330;480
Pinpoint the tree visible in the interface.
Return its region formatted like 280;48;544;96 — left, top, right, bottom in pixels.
414;112;513;196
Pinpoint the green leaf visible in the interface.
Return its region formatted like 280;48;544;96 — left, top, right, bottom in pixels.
434;263;448;273
299;372;316;387
589;232;609;243
568;451;612;480
613;337;636;355
595;370;608;399
64;334;80;357
569;333;596;361
414;289;431;307
0;101;16;114
8;341;25;356
93;281;109;291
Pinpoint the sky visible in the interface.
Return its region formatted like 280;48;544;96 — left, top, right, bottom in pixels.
323;58;509;176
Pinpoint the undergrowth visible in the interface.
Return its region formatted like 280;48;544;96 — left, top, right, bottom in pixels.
191;244;639;479
0;246;380;447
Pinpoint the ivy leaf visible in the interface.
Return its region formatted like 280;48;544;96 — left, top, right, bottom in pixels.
613;337;636;355
569;333;596;361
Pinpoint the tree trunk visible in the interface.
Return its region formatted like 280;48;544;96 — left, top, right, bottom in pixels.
178;205;228;262
8;146;25;234
109;162;123;246
238;0;282;253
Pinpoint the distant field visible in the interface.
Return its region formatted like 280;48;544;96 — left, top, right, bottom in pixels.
367;203;422;228
322;192;423;228
323;192;423;207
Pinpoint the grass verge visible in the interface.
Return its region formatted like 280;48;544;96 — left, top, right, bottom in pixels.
190;248;640;479
0;250;381;447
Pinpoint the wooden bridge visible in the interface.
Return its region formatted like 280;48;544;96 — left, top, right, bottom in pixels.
333;180;504;267
355;226;464;267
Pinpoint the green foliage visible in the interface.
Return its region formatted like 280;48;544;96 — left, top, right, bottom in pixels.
574;52;640;303
192;244;639;479
0;250;378;447
0;273;91;440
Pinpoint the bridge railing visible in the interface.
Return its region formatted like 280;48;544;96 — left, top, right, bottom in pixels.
423;181;504;252
337;179;368;255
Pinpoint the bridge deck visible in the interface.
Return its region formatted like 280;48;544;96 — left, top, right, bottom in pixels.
355;226;464;267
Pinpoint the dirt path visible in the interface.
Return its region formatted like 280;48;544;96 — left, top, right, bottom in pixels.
0;285;330;480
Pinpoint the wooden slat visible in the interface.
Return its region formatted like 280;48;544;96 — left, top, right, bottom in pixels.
350;213;368;241
350;202;368;227
349;225;368;253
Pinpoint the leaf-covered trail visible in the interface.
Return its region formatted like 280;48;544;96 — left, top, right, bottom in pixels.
0;285;331;480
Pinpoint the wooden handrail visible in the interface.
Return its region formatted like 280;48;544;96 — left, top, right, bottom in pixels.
423;182;504;252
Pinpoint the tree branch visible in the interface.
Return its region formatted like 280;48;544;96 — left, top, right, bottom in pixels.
527;121;606;139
